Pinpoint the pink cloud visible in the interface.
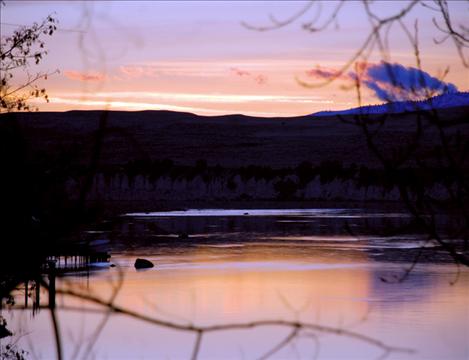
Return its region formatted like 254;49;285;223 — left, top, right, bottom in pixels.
230;67;251;77
254;74;267;85
64;70;106;82
119;65;159;78
120;65;144;78
305;65;352;81
230;67;267;85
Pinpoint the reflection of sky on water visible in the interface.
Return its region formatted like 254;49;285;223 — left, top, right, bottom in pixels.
125;208;411;218
369;267;440;306
6;208;469;359
125;208;350;217
115;208;416;246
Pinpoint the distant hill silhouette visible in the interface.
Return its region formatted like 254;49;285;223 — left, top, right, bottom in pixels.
1;99;468;170
313;91;469;117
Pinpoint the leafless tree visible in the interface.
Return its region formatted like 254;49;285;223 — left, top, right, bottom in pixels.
0;6;58;112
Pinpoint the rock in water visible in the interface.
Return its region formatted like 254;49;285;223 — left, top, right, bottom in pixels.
134;258;154;269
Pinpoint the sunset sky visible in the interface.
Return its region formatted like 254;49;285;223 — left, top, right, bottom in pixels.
2;0;468;116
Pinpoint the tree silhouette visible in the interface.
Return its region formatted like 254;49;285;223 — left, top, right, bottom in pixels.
0;7;58;112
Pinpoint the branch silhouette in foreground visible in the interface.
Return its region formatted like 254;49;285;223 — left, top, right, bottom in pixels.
36;278;413;360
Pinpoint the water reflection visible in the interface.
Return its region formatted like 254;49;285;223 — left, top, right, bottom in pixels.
2;208;468;359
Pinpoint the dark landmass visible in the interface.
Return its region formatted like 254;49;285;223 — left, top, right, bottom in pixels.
0;106;467;214
2;106;468;169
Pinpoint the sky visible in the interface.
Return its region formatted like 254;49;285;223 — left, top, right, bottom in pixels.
1;0;468;116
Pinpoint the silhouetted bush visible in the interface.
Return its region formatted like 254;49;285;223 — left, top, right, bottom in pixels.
274;178;298;200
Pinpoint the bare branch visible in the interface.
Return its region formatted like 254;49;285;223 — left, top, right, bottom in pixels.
241;1;315;32
47;285;414;356
258;326;300;360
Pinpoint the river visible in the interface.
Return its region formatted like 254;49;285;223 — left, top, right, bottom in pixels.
3;208;468;359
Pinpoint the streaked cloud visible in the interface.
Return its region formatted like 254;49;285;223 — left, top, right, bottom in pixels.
46;96;287;117
48;96;219;114
230;67;251;77
57;91;332;104
230;67;268;85
63;70;107;82
306;66;349;81
39;90;336;117
119;66;145;78
119;62;228;79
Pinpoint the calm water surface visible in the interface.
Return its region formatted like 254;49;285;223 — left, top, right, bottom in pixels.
4;208;469;359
